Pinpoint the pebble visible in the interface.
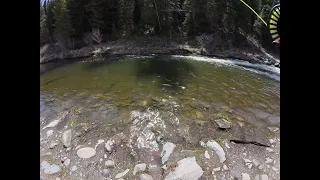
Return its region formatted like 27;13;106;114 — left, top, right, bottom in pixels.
105;160;115;168
266;148;274;152
269;139;276;144
206;140;226;163
133;163;147;175
258;165;264;170
241;173;251;180
99;158;103;163
243;153;247;156
161;142;176;164
237;122;244;127
56;178;61;180
64;159;70;166
213;167;221;171
223;165;229;170
105;140;114;152
267;127;279;132
102;169;110;177
252;159;260;167
77;147;96;159
204;151;210;159
243;159;252;163
49;142;59;149
261;175;269;180
41;161;61;175
164;157;203;180
46;130;54;137
272;167;278;171
247;163;253;169
62;129;72;148
254;175;260;180
71;165;77;171
104;154;107;159
115;169;130;178
140;173;153;180
225;142;230;149
265;157;273;164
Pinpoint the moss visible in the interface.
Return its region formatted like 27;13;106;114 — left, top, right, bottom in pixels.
215;137;224;147
176;144;183;152
214;112;230;121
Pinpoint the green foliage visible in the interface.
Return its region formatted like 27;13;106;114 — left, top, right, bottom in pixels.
52;0;72;38
40;6;49;44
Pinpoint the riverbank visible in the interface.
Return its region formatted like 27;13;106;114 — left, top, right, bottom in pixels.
40;37;280;68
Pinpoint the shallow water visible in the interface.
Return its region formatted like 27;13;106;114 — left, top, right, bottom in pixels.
40;55;280;128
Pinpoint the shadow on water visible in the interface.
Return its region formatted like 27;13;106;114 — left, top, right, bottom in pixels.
134;55;196;92
40;58;79;75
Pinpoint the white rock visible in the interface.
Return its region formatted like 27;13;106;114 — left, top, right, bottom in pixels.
104;154;108;159
162;165;168;170
225;142;230;149
62;129;72;148
64;159;71;166
266;148;274;152
133;163;147;175
102;169;110;177
140;173;153;180
56;178;61;180
243;159;252;163
241;173;251;180
49;142;59;149
238;122;244;127
252;159;260;167
41;161;61;174
247;163;253;169
223;165;229;170
265;157;273;164
254;175;260;180
115;169;130;178
42;120;60;130
261;175;268;180
105;140;114;152
215;119;231;129
243;153;247;156
76;147;96;159
105;160;115;168
199;141;206;147
95;139;105;149
272;167;278;171
164;157;204;180
213;167;221;171
267;127;279;132
206;140;226;163
46;130;54;137
161;142;176;164
71;165;77;171
258;165;264;170
204;151;210;159
269;139;276;144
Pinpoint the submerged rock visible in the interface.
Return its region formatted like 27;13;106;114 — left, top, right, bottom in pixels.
214;119;231;129
164;157;203;180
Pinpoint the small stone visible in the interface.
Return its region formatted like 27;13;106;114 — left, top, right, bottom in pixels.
104;154;107;159
105;160;115;168
41;161;61;175
265;157;273;164
102;169;110;177
71;165;77;171
164;157;203;180
62;129;72;148
64;159;70;166
237;122;244;127
140;173;153;180
213;167;221;171
254;175;260;180
268;139;276;144
99;158;103;163
115;169;130;178
272;167;278;171
133;163;147;175
161;165;167;170
247;163;253;169
206;140;226;163
241;173;250;180
105;140;114;152
225;142;230;149
204;151;210;159
215;119;231;129
252;159;260;167
40;176;44;180
267;127;279;132
56;178;61;180
77;147;96;159
261;174;269;180
243;159;252;163
46;130;54;137
49;142;59;149
223;165;229;170
243;153;247;156
266;148;274;152
258;165;264;170
161;142;176;164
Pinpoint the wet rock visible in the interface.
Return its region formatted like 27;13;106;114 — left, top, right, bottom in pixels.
49;142;59;149
76;147;96;159
46;130;54;137
62;129;72;148
64;159;70;166
164;157;203;180
102;169;110;177
241;173;250;180
261;175;269;180
115;169;130;179
161;142;176;164
204;151;210;159
105;160;115;168
133;163;147;175
206;140;226;163
140;173;153;180
41;161;61;174
215;119;231;129
71;165;77;171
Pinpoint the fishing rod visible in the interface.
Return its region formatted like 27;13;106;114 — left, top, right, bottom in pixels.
239;0;280;47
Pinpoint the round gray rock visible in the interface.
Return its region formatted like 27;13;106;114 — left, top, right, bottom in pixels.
102;169;110;177
214;119;231;129
77;147;96;159
140;173;153;180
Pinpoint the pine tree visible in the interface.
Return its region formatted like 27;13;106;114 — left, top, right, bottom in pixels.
52;0;72;38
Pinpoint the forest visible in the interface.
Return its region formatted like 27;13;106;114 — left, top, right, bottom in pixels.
40;0;275;50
